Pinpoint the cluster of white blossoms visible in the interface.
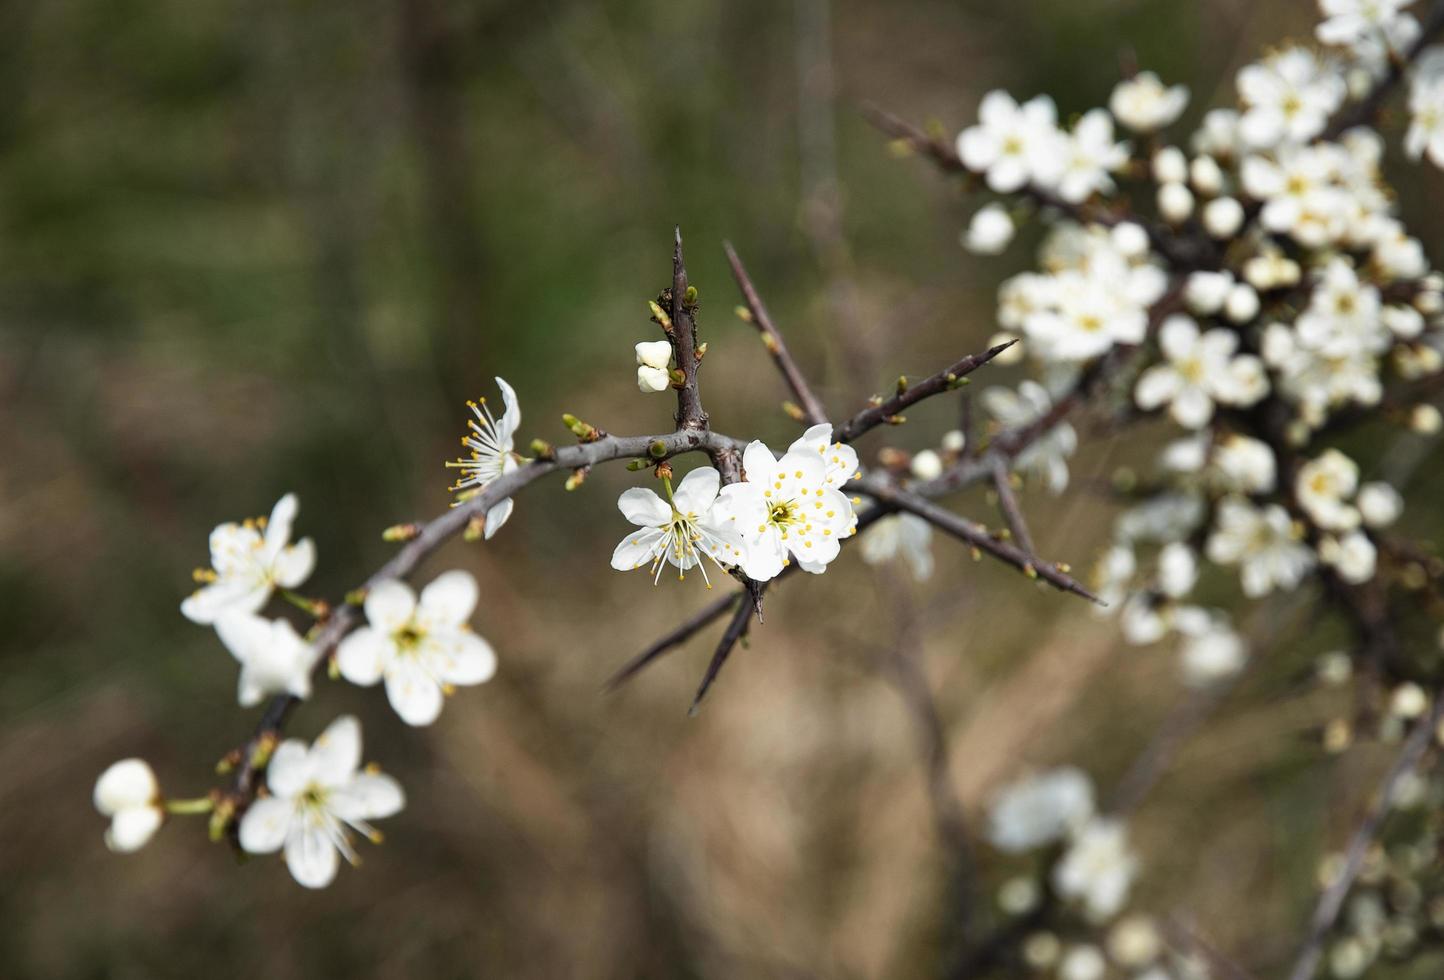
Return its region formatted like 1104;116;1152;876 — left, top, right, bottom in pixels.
97;480;498;884
610;423;860;586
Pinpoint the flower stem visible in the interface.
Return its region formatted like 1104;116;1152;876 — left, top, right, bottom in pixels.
164;797;215;816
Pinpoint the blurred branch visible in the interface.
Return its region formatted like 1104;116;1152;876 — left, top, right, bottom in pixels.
724;241;830;426
989;460;1035;555
1285;695;1444;980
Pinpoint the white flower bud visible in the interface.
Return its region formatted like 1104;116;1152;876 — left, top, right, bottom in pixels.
1157;542;1197;598
911;449;944;481
1185;271;1233;315
1415;288;1443;315
1382;304;1425;339
1316;651;1352;686
1190;155;1225;196
1152;146;1187;184
997;876;1041;915
1319;532;1376;584
1109;221;1151;259
1022;932;1062;969
964;203;1015;255
94;759;163;854
1107;915;1162;967
1391;682;1429;720
1202;197;1244;238
637;365;671;393
1158;181;1194;223
1357;483;1402;528
1224;282;1261;323
1059;944;1106;980
941;430;966;453
635;341;673;370
1411;404;1442;433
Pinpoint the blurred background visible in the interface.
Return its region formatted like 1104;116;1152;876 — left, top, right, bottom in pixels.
5;0;1444;976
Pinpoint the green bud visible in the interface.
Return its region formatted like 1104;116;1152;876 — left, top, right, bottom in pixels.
649;440;668;459
684;285;698;305
627;459;649;471
648;299;673;331
529;438;555;459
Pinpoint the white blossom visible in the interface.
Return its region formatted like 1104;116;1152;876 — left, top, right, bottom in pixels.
1236;48;1345;148
180;493;316;625
1056;110;1129;203
860;513;934;581
1317;0;1417;50
238;716;404;889
1206;497;1316;597
1110;72;1189;132
337;572;497;726
1296;449;1362;531
1059;945;1107;980
446;377;523;539
957;91;1065;192
215;613;319;707
1174;607;1247;686
1053;818;1139;922
723;434;858;581
987;766;1096;853
982;381;1077;493
94;759;163;853
1408;74;1444;167
1319;530;1378;583
1134;315;1267;428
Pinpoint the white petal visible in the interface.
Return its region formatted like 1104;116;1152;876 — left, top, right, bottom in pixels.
741;440;778;485
787;423;833;455
617;487;670;527
336;627;388;686
208;522;263;576
364;579;417;632
237;796;293;854
635;340;673;370
214;611;271;664
385;661;445;726
264;494;299;553
418;569;479;627
285;823;340;889
106;806;163;853
611;527;666;571
671;466;721;515
310;715;362;786
1171;386;1214;429
94;759;158;815
494;377;521;446
483;497;514;539
180;579;270;625
330;773;405;823
1134;366;1181;410
272;539;316;588
430;630;497;686
265;739;313;798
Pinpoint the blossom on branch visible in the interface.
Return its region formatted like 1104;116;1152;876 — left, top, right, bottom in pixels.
238;715;404;889
446;377;522;539
180;493;316;625
215;612;319;707
94;759;164;853
1108;71;1189;132
336;571;497;726
611;466;749;585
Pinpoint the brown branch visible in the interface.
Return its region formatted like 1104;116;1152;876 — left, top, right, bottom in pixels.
603;590;743;692
668;227;709;431
725;241;830;426
853;474;1101;603
1285;696;1444;980
688;595;755;712
989;460;1035;556
835;340;1017;444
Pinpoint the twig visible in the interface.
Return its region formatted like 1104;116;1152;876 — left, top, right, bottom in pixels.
1284;696;1444;980
724;241;830;426
668;226;709;431
603;590;743;692
835;340;1017;444
989;460;1035;555
689;595;755;712
852;474;1101;603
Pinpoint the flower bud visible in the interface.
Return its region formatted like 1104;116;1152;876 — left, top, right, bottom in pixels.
1223;282;1260;323
635;340;672;370
963;203;1015;255
1202;196;1244;238
941;430;966;453
1185;271;1233;315
637;365;671;393
911;449;943;481
1109;221;1150;258
1158;181;1194;223
1152;146;1187;184
1189;154;1224;196
94;759;163;853
1411;404;1442;433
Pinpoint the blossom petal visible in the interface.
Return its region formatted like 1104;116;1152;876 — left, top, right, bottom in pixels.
237;796;292;854
364;579;417;632
611;527;666;571
273;539;316;588
1134;366;1181;410
180;579;270;625
617;487;670;527
431;630;497;686
336;627;388;686
330;773;405;823
208;522;263;576
494;377;521;446
106;807;163;853
385;661;445;726
483;497;514;540
418;570;479;627
671;466;721;516
741;440;778;485
214;611;271;665
310;715;362;787
285;823;340;889
265;739;313;798
94;759;158;815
